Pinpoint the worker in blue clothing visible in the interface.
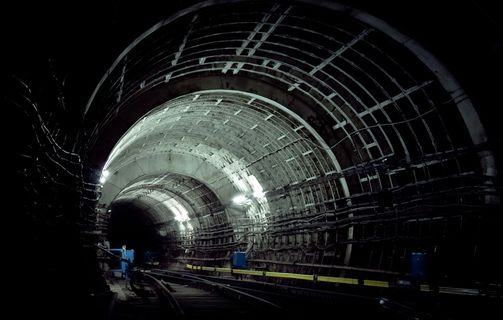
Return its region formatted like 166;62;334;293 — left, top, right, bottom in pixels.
121;244;128;279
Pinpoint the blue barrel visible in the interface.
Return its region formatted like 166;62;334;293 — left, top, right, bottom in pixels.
232;251;247;269
410;252;428;280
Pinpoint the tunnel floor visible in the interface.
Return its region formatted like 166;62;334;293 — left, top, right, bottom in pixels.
99;264;502;320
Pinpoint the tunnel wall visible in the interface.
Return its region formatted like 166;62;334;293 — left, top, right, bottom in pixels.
82;0;501;285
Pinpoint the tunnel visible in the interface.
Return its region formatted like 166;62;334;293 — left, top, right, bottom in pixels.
6;0;502;319
87;0;499;281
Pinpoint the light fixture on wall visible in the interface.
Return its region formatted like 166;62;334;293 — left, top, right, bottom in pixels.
99;169;110;184
232;194;250;205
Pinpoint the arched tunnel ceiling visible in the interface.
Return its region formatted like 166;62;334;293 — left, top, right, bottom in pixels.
101;90;347;218
85;0;499;274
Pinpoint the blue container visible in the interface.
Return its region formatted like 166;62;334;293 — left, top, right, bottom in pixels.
232;251;247;269
410;252;427;280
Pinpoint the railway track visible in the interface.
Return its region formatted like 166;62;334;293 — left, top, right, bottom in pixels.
118;268;427;319
116;269;284;319
105;267;501;320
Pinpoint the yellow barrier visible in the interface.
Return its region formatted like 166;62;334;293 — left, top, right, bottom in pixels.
233;269;265;276
265;271;315;281
420;284;432;292
317;276;359;285
185;264;481;294
201;266;214;271
363;280;389;288
186;263;393;288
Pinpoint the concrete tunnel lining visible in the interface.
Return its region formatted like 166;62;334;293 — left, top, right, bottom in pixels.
99;89;347;255
84;0;495;178
83;0;499;277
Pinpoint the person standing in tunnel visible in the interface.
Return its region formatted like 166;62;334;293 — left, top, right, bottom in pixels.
121;244;128;279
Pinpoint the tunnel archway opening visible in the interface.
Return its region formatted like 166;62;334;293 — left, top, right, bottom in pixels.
108;201;165;265
105;172;231;266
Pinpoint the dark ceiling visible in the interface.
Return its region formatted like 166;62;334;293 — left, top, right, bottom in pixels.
3;1;501;146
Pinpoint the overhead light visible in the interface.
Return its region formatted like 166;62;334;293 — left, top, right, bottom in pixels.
248;175;265;198
253;191;265;198
99;176;106;184
163;198;190;222
232;194;249;205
